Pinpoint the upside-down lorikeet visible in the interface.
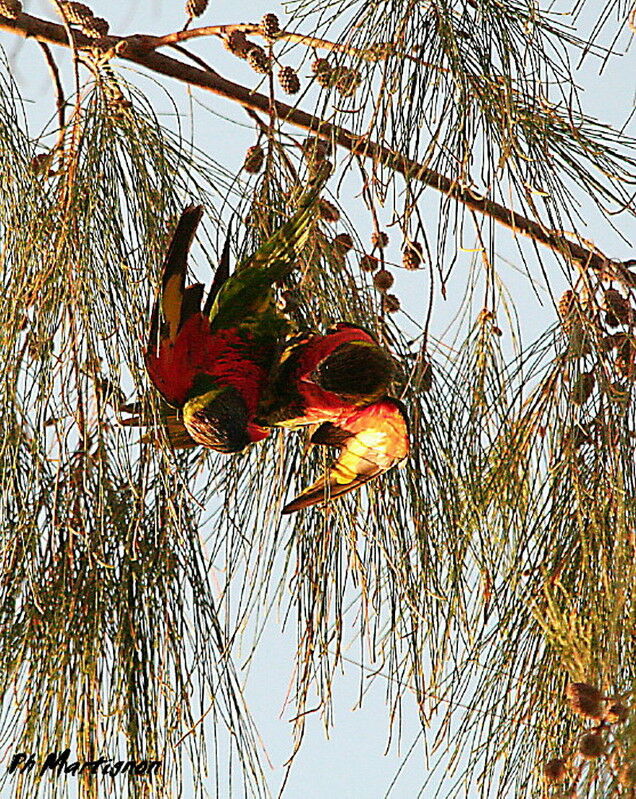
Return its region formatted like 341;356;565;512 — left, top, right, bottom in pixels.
256;323;410;512
142;189;318;453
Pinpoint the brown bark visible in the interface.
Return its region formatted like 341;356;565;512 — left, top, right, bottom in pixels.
0;10;631;282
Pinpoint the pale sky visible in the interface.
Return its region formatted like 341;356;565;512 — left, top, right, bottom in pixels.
1;1;634;797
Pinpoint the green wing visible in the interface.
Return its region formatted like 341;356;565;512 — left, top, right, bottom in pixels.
208;185;320;332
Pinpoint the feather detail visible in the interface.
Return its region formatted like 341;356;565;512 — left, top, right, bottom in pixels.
162;205;204;341
203;225;232;318
282;397;409;513
207;186;320;330
258;324;395;427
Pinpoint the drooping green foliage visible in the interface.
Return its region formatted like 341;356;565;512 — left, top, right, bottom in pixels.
0;0;634;794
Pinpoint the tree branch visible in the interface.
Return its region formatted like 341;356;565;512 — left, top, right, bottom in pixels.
1;9;632;284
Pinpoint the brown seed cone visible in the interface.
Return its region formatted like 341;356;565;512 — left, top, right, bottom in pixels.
247;46;271;74
243;145;264;174
419;360;433;392
578;732;605;760
308;159;333;182
383;293;400;313
225;30;250;57
0;0;21;18
402;244;422;270
312;59;333;89
605;702;629;723
333;233;353;253
278;65;301;95
329;251;345;271
315;70;333;88
360;254;379;273
373;268;394;292
365;41;393;61
302;137;331;162
607;380;630;404
335;67;361;96
81;15;109;37
30;152;53;174
186;0;208;17
604;288;631;324
558;289;577;321
543;758;567;783
260;13;280;39
615;336;635;379
617;335;634;358
566;319;592;357
318;198;340;222
372;231;389;248
566;682;604;719
570;372;596;406
58;1;92;25
599;333;624;352
311;58;331;75
616;354;635;380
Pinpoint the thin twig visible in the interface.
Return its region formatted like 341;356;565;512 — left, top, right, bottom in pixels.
37;41;65;134
109;23;444;70
0;11;632;282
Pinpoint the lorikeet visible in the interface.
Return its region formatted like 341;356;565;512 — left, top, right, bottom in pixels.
256;323;410;512
143;190;318;453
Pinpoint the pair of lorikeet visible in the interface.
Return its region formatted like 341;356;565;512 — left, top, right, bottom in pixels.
130;188;409;513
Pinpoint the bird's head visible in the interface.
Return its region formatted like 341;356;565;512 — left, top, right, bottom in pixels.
182;378;254;454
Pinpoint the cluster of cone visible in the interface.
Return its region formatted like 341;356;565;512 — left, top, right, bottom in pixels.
122;187;409;513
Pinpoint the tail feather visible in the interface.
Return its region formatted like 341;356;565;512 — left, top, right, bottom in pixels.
148;205;204;353
180;283;205;325
203;224;232;318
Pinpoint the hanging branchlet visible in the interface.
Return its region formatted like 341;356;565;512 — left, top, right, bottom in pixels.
0;6;634;799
